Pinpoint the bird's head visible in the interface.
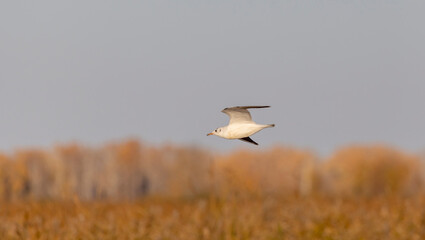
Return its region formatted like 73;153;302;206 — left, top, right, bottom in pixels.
207;127;224;137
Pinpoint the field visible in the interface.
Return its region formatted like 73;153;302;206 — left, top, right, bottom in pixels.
1;196;425;240
1;140;425;239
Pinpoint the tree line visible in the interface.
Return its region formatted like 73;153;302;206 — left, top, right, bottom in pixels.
0;139;423;201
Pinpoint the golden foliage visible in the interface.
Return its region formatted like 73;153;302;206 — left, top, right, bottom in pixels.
215;147;317;198
1;141;425;239
323;145;424;197
0;141;424;200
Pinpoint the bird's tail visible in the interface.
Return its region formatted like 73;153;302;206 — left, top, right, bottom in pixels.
266;124;275;128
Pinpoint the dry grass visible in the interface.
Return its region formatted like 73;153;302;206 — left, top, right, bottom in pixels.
1;196;425;240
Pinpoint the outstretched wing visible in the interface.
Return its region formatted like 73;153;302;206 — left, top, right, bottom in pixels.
239;137;258;145
221;106;270;125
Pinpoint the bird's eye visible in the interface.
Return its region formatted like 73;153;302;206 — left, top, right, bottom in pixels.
215;129;217;132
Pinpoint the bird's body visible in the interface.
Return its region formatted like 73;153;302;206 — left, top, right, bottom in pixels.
220;123;275;139
207;106;275;145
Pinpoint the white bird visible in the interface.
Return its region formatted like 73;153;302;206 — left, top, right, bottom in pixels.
207;106;275;145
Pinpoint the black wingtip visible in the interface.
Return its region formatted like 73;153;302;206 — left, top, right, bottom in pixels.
239;137;259;145
238;105;270;109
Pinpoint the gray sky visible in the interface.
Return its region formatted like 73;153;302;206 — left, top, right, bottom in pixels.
1;1;424;155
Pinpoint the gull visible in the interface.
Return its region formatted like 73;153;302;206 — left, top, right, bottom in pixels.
207;106;275;145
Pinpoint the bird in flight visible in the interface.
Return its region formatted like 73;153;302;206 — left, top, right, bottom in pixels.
207;106;275;145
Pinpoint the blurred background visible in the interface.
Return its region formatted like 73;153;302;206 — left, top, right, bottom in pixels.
1;1;425;201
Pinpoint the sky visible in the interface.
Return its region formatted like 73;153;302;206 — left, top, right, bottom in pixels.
1;1;424;155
